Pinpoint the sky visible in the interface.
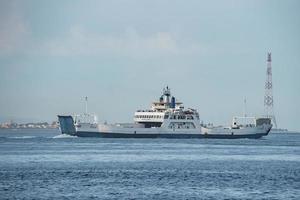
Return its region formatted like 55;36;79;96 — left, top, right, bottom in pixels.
0;0;299;131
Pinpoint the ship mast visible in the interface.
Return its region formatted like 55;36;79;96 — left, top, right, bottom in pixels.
163;86;171;107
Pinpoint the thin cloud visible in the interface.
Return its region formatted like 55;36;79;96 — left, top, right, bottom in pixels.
0;1;29;55
43;26;180;57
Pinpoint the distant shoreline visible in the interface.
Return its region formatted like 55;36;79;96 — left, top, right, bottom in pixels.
0;127;59;130
0;122;58;129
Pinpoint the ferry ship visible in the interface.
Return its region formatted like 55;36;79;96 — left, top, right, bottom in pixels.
58;87;272;139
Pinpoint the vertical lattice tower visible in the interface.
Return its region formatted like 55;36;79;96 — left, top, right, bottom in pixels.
264;53;277;128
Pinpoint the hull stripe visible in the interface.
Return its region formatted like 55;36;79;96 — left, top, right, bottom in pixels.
72;131;268;139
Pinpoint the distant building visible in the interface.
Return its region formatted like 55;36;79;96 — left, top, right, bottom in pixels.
0;121;59;129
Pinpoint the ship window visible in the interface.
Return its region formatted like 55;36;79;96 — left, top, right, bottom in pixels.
168;122;196;129
164;115;169;119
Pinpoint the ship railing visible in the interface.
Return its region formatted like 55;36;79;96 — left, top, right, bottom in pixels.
232;116;256;128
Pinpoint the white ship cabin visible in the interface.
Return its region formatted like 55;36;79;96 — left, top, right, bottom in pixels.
74;113;98;129
134;87;200;129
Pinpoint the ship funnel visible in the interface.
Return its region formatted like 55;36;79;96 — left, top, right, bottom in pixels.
171;96;176;108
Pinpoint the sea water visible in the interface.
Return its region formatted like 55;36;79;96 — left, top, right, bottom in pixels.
0;129;299;199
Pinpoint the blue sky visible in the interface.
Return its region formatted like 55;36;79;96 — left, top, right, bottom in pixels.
0;0;299;130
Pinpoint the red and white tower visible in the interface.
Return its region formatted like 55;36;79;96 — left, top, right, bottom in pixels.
264;53;277;128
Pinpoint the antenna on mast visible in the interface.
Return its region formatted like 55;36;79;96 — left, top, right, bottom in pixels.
85;96;88;115
244;97;247;118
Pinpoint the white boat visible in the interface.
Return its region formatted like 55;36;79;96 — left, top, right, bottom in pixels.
58;87;272;139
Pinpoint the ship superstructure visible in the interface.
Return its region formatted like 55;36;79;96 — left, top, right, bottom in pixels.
134;86;200;130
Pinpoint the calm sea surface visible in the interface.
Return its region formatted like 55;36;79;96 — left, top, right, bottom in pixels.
0;129;299;199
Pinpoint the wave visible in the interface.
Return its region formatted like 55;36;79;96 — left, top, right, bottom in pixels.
53;134;78;139
8;136;38;139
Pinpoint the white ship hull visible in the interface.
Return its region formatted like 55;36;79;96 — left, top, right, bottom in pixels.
201;125;271;138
